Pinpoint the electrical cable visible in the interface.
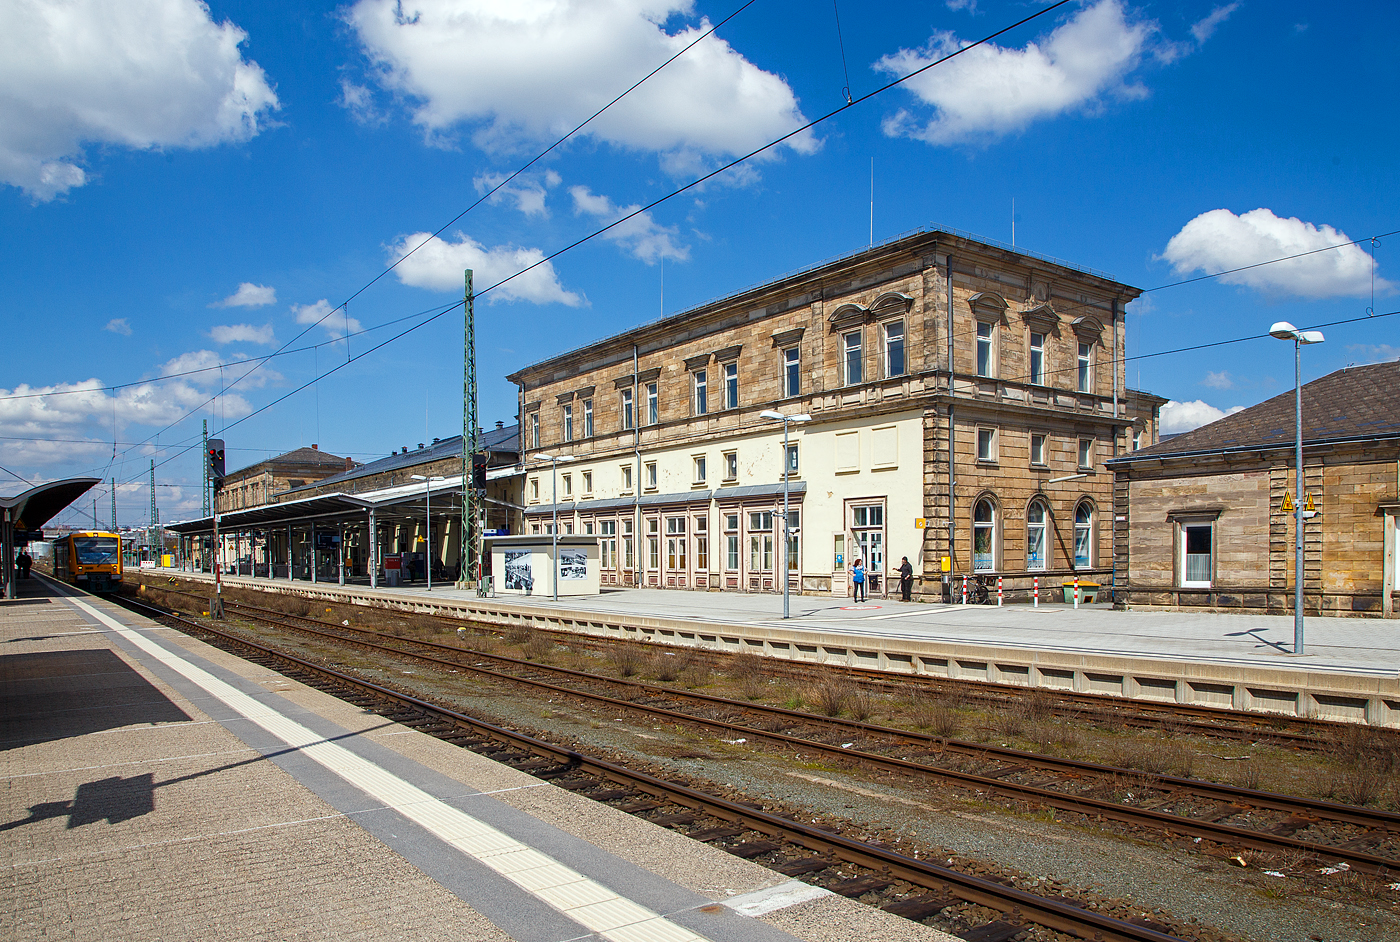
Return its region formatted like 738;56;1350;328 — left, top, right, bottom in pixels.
832;0;854;104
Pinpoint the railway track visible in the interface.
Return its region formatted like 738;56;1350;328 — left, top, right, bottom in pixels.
134;586;1400;878
111;591;1196;942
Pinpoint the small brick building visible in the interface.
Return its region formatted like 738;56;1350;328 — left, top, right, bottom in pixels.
215;445;352;513
1109;361;1400;617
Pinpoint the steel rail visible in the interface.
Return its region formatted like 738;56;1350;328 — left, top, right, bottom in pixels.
113;593;1185;942
176;593;1400;875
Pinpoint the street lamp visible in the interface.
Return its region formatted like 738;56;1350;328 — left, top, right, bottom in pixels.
410;474;447;591
534;453;576;600
1268;321;1324;654
760;410;812;618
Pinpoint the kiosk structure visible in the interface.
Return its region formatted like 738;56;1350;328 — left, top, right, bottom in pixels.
487;535;600;598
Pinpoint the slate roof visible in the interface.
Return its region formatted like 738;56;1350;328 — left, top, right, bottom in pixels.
1111;360;1400;464
285;424;518;494
227;445;350;477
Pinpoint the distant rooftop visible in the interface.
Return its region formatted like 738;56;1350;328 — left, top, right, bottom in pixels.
284;423;518;495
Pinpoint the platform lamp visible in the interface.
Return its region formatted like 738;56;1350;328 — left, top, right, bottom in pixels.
1268;321;1324;655
760;410;812;619
534;454;576;601
410;475;447;591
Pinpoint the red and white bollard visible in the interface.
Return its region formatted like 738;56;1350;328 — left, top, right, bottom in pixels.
1033;575;1039;608
1073;575;1080;610
997;575;1003;606
961;574;968;605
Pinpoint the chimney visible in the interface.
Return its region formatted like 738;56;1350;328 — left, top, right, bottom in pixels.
345;457;353;471
311;444;318;450
496;421;504;429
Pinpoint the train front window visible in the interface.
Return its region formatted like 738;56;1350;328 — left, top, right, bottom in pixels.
75;538;118;564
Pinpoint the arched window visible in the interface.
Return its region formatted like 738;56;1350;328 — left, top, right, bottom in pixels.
1026;500;1048;571
1074;502;1093;568
973;498;996;572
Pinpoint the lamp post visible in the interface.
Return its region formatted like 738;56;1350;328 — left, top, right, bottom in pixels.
1269;321;1324;655
410;475;447;591
760;410;812;618
535;454;576;600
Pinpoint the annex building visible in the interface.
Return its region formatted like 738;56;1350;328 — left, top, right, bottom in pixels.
508;228;1163;600
1109;361;1400;618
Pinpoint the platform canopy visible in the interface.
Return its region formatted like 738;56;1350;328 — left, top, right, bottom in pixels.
0;477;101;531
165;477;465;536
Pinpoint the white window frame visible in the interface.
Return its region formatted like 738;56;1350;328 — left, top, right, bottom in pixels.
562;402;573;442
561;473;571;498
883;319;906;378
723;450;738;482
783;347;800;398
1029;332;1044;385
1026;500;1048;571
1177;516;1215;588
621;389;634;431
1074;501;1094;569
646;382;658;425
693;369;708;416
693;454;707;485
972;498;997;573
843;330;863;386
620;464;632;493
977;427;997;462
784;443;799;476
530;412;540;449
723;361;739;410
581;470;593;496
1078;437;1094;470
976;321;996;378
583;398;594;438
645;460;657;491
1030;432;1047;467
1077;341;1092;393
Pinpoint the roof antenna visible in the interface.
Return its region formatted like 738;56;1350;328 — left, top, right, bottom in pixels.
833;1;853;104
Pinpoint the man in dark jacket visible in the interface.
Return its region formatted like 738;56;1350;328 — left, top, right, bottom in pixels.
897;556;913;601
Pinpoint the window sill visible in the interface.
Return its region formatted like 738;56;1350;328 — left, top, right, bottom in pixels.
691;481;708;489
976;458;999;466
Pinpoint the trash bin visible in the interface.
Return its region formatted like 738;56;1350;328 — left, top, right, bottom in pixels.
1062;581;1100;603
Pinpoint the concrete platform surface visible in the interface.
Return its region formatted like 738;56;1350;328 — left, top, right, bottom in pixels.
1;579;952;942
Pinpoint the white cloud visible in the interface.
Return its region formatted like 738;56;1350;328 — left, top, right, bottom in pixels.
212;282;277;308
1160;399;1245;435
1190;3;1240;44
1344;343;1400;365
339;79;386;126
209;323;275;345
0;0;279;201
291;300;364;341
473;170;560;217
570;186;688;264
1160;208;1392;300
876;0;1154;145
389;232;584;307
1202;370;1233;390
343;0;814;173
0;373;249;471
104;318;132;336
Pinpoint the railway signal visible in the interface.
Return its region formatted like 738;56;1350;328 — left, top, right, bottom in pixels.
207;439;225;487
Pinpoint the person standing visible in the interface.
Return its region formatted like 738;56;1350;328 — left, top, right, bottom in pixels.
17;551;32;579
851;558;865;602
898;556;913;601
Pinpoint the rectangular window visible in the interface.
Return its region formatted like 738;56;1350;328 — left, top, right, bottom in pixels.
1181;522;1213;587
561;473;571;498
692;369;707;415
723;451;738;481
648;517;659;570
530;412;540;449
600;520;616;569
1029;332;1044;385
724;361;738;410
621;389;634;430
620;464;632;492
646;382;658;425
843;330;863;385
623;518;634;569
1078;437;1094;469
1078;342;1092;393
645;461;657;490
884;321;905;377
666;516;686;570
562;403;573;442
584;521;593;535
977;427;997;462
693;455;706;484
582;470;593;495
583;399;594;438
976;321;994;377
784;443;799;475
725;513;740;570
695;516;709;571
529;477;539;502
1030;433;1046;466
784;347;800;398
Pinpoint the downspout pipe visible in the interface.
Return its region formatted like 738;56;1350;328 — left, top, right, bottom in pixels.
946;252;955;577
633;344;641;587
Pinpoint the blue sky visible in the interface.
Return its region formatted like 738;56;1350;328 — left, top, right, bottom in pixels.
2;0;1396;528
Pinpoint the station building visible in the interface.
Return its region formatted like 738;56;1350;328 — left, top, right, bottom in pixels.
508;228;1163;600
214;445;354;513
1109;361;1400;618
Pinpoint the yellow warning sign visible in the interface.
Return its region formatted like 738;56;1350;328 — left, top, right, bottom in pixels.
1305;493;1316;512
1281;492;1294;512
